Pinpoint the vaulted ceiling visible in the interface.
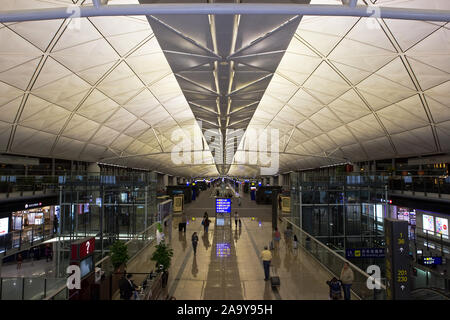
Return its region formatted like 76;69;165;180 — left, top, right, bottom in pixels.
0;0;449;177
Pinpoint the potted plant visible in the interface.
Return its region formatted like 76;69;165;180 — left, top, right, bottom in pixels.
110;240;129;273
150;242;173;288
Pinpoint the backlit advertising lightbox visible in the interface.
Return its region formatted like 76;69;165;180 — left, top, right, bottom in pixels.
0;217;8;235
423;215;434;233
436;217;448;239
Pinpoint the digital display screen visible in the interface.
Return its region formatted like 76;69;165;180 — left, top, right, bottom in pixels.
0;217;9;235
216;218;225;226
423;215;435;233
216;243;231;257
435;217;448;239
216;198;231;213
80;255;94;278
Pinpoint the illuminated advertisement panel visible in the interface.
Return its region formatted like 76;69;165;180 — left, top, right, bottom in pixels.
435;217;448;239
423;215;434;233
0;218;8;235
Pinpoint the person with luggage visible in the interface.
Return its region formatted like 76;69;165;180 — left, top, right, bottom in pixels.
260;246;272;281
340;262;354;300
202;213;211;233
119;273;138;300
192;232;199;255
326;277;342;300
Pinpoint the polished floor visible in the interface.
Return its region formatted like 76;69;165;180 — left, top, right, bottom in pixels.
164;187;340;300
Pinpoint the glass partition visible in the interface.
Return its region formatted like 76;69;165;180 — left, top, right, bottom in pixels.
284;217;386;300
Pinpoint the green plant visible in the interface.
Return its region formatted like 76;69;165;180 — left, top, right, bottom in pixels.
156;222;163;233
110;241;129;270
150;242;173;272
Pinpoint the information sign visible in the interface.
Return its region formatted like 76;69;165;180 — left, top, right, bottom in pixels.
384;218;411;300
216;198;231;213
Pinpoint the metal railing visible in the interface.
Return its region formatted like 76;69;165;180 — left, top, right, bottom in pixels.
0;224;55;257
389;175;450;196
283;217;386;300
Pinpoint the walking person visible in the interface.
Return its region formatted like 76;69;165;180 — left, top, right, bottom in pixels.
284;226;293;249
16;253;23;270
202;214;211;233
340;262;354;300
238;219;242;230
192;232;199;255
234;211;239;229
293;234;298;250
53;216;58;234
260;246;272;281
273;228;281;249
181;213;187;233
45;244;52;262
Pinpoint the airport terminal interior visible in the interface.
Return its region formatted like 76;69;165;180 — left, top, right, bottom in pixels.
0;0;449;301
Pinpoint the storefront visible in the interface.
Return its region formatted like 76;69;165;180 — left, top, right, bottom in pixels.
390;205;448;241
11;204;59;232
0;196;58;236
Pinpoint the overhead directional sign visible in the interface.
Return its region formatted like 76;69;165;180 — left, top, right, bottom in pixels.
216;198;231;213
345;248;385;259
384;218;411;300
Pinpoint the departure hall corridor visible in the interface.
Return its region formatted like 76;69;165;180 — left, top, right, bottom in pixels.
165;190;337;300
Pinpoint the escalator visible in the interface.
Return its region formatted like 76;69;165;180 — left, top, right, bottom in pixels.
410;287;450;300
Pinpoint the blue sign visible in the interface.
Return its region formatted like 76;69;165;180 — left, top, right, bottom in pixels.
420;257;442;265
346;248;385;259
216;198;231;213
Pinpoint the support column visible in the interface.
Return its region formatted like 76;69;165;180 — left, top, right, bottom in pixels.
270;176;274;186
163;174;169;189
172;176;177;185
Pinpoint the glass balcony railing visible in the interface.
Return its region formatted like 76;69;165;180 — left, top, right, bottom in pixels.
0;277;67;300
284;217;386;300
0;224;55;256
388;175;450;196
45;222;159;300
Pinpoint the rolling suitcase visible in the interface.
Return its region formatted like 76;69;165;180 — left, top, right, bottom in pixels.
178;223;182;231
270;265;280;288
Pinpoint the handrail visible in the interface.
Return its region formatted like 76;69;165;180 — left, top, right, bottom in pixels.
283;217;386;300
284;217;385;288
410;287;450;300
